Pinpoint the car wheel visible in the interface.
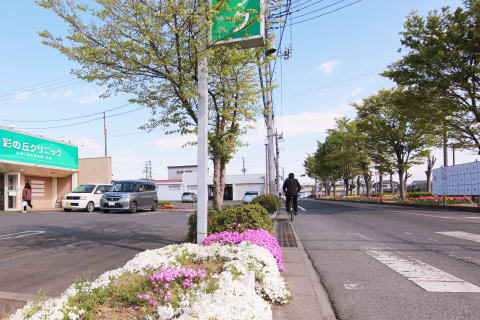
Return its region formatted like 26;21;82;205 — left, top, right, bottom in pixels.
86;201;95;213
130;201;137;213
64;208;72;212
102;210;109;213
151;201;157;211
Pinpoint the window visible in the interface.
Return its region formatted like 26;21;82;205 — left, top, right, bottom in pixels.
187;185;197;190
176;170;184;175
169;185;180;190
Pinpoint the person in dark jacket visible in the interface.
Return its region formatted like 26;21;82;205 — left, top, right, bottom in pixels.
283;173;301;214
22;182;34;213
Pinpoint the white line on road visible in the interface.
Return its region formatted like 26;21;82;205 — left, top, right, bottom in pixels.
353;232;480;293
298;206;306;212
363;248;480;293
462;216;480;219
435;231;480;243
0;231;46;240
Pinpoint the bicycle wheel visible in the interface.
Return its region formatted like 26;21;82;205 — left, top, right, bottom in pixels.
289;201;294;222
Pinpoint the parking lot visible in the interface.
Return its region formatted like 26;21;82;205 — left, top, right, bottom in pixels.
0;208;192;301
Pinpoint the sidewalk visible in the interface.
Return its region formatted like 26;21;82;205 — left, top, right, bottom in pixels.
273;212;336;320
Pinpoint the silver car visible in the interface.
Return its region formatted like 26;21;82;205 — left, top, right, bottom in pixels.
100;180;158;213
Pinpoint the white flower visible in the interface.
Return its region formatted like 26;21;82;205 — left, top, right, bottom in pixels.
8;242;290;320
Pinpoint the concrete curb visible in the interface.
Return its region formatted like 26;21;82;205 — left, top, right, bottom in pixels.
315;198;480;214
287;219;337;320
0;291;37;314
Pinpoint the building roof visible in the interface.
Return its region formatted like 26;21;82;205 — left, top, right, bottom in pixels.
167;165;198;169
154;179;182;183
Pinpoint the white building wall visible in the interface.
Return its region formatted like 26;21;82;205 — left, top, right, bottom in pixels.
234;183;264;201
156;183;184;201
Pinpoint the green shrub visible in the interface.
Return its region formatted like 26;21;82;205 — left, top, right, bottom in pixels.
187;204;273;242
252;194;281;214
407;191;432;198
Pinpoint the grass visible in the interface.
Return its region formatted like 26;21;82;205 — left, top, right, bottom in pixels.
53;257;227;320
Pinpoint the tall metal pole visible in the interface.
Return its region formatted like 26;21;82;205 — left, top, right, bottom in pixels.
196;3;208;244
265;143;269;194
275;131;280;194
103;112;107;157
264;30;276;195
443;131;448;167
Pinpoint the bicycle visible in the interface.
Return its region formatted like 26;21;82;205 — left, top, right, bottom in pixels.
286;196;294;222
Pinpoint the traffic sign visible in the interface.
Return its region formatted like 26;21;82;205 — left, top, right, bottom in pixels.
211;0;265;48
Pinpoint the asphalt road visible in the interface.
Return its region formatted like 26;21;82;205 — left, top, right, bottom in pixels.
293;199;480;320
0;208;192;297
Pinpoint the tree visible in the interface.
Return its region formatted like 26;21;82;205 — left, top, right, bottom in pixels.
304;141;341;197
355;88;439;199
37;0;262;210
383;0;480;154
425;154;437;192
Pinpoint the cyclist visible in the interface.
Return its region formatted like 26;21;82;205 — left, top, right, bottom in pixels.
283;173;302;215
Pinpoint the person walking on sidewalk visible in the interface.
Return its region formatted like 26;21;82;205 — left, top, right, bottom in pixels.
22;182;34;213
283;173;301;215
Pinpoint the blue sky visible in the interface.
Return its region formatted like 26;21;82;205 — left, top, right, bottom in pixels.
1;0;474;184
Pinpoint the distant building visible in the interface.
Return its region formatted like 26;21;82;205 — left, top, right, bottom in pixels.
409;180;428;192
372;178;399;193
155;166;265;201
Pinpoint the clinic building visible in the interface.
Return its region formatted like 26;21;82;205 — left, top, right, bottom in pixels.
0;126;111;211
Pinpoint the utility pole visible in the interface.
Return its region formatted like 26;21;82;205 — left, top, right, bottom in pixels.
264;28;276;195
265;143;269;194
143;161;152;180
103;112;107;157
196;1;209;244
241;157;246;175
275;131;282;194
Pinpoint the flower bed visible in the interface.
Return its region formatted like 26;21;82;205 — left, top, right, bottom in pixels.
9;241;290;320
201;228;285;271
326;195;473;205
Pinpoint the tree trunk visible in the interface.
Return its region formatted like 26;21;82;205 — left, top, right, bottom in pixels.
356;177;361;195
389;173;393;194
363;171;372;196
398;169;405;200
332;181;336;197
379;173;384;194
212;156;226;211
425;156;436;192
344;178;349;196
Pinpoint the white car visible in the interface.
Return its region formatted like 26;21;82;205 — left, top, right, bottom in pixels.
62;184;112;212
242;190;260;203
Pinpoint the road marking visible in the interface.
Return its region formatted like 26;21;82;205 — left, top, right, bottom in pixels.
298;206;306;212
463;216;480;219
0;231;46;240
351;232;480;293
435;231;480;243
363;248;480;293
343;283;362;290
390;210;480;224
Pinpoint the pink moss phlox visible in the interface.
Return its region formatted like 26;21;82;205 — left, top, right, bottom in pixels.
201;229;285;271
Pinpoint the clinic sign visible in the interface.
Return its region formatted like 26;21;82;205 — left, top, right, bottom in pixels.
211;0;265;48
0;128;78;170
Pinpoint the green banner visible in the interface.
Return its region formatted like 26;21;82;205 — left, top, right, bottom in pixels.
0;128;78;170
211;0;263;46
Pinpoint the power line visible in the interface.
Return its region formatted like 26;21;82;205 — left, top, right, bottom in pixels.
283;0;363;27
0;79;83;101
0;75;75;95
287;0;349;21
15;106;146;130
283;68;382;100
0;102;134;123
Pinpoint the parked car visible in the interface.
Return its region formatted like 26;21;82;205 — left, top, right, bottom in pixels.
62;184;112;212
181;192;197;203
100;180;158;213
242;190;260;203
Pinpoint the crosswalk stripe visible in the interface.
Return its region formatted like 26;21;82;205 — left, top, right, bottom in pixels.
435;231;480;243
363;248;480;293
